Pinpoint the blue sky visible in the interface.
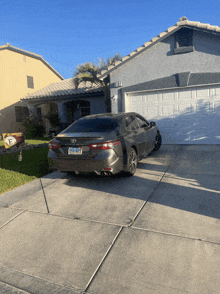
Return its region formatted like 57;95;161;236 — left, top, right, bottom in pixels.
1;0;220;79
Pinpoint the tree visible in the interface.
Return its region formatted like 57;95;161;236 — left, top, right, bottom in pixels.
72;53;123;113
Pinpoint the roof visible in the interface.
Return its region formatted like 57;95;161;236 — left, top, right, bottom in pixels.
97;16;220;79
0;43;64;80
20;78;103;101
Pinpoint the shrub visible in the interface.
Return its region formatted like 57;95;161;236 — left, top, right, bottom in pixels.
21;113;45;139
43;113;60;128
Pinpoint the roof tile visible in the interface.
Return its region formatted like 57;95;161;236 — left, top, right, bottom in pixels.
136;46;145;52
159;32;167;38
144;41;153;47
198;23;210;29
121;56;130;61
151;36;160;42
167;25;178;32
129;51;137;56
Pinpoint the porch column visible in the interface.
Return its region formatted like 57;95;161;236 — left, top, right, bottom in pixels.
57;102;67;123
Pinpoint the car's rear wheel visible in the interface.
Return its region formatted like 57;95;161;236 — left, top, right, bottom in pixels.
125;148;137;176
153;133;162;151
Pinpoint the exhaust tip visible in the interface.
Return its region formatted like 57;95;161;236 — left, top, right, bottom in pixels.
101;171;112;176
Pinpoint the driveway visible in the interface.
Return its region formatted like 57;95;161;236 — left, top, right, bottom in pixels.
0;145;220;294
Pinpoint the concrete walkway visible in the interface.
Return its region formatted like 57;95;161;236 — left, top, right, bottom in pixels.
0;145;220;294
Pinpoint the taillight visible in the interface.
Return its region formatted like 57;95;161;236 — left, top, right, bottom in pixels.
88;139;121;150
48;141;62;149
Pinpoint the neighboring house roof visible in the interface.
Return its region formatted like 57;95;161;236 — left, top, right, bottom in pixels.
20;78;103;101
97;16;220;79
0;43;64;80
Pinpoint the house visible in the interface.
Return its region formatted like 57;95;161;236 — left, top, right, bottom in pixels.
97;17;220;144
0;43;64;135
20;78;106;135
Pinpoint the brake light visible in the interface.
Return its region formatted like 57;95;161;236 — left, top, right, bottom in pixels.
88;139;121;150
48;141;62;149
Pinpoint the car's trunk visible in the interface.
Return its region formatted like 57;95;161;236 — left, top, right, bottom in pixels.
54;132;115;159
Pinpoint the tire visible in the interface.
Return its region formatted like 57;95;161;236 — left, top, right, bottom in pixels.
153;133;162;151
125;148;138;176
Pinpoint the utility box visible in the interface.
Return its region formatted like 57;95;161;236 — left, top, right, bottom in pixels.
3;132;25;149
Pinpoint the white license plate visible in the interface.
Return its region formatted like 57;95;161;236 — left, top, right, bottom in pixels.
68;147;82;155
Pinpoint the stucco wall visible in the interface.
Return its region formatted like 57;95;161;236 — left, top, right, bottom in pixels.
110;30;220;112
0;49;63;134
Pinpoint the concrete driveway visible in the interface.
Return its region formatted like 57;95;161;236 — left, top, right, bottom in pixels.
0;145;220;294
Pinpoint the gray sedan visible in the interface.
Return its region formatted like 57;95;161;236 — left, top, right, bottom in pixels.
48;112;162;176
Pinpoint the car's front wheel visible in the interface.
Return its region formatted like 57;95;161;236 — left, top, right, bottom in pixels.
125;148;138;176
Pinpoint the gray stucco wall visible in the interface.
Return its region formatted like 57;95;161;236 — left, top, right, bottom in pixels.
110;29;220;112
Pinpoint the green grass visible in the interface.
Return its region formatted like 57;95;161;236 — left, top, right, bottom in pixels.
0;137;55;195
0;136;53;147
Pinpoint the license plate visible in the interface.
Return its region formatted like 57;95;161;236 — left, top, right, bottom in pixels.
68;147;82;155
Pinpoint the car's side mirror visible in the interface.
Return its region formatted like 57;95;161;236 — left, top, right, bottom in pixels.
150;121;156;127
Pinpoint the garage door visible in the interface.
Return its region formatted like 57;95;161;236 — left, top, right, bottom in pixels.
126;85;220;144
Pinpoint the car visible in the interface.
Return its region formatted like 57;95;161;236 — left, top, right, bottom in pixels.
48;112;162;176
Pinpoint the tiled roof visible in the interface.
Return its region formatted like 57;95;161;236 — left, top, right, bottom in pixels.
0;43;64;80
97;16;220;79
20;78;103;101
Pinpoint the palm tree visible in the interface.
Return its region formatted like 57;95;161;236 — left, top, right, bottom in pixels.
72;53;123;113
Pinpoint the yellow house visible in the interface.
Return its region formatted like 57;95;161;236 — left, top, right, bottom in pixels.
0;43;64;135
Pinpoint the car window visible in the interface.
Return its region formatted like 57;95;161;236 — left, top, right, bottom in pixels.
136;116;149;128
61;117;119;133
124;116;139;131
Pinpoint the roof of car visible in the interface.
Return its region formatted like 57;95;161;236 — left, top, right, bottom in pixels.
80;112;137;119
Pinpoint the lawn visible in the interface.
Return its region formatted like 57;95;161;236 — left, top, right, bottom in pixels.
0;137;55;195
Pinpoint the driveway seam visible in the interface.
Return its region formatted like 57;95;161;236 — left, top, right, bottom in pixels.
0;210;25;230
128;164;170;227
0;265;88;294
84;226;123;293
0;281;31;294
128;145;185;227
131;226;220;245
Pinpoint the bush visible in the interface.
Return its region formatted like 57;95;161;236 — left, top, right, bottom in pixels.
43;113;60;128
23;124;45;139
21;113;45;139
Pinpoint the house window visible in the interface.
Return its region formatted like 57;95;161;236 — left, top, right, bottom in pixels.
176;28;193;47
174;28;194;54
15;106;29;122
27;76;34;88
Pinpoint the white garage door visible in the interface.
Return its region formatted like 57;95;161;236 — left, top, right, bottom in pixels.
126;85;220;144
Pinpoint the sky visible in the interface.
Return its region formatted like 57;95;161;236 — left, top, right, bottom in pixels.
1;0;220;80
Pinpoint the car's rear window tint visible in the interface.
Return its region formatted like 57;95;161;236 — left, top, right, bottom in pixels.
62;118;119;133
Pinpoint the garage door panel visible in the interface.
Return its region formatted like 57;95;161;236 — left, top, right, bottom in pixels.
162;91;175;101
162;105;174;115
177;89;193;99
127;86;220;144
196;88;210;97
178;104;194;114
146;93;157;102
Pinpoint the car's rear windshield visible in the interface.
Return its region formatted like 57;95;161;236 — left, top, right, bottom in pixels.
62;117;119;133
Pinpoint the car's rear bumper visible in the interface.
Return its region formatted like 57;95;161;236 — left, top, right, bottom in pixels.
49;150;124;174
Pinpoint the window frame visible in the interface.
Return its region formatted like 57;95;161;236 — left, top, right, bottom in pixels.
27;76;34;89
135;115;150;128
